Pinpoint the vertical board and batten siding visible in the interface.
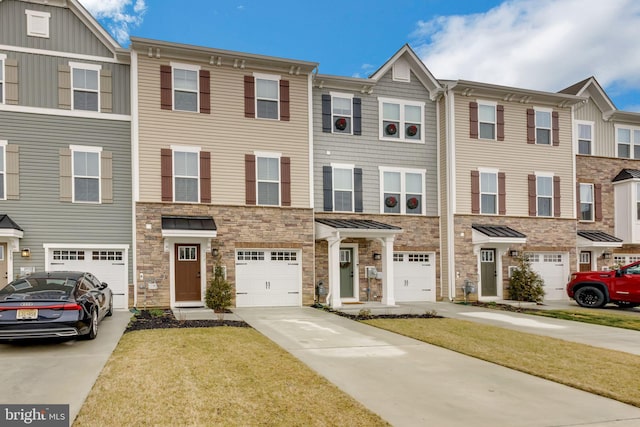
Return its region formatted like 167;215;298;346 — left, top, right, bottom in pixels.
5;52;130;113
574;98;615;158
136;55;310;207
0;0;113;57
454;93;574;218
0;111;133;281
312;69;438;216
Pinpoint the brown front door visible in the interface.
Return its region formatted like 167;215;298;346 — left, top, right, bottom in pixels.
0;243;7;288
579;251;592;272
175;244;201;301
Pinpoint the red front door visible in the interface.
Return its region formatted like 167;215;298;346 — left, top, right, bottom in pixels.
175;244;201;302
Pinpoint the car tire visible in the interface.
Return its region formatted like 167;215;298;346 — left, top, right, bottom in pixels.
615;301;639;309
83;309;99;340
574;286;606;308
106;296;113;317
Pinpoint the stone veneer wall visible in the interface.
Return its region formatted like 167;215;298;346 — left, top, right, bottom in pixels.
136;203;314;308
314;213;441;303
451;215;576;300
576;155;640;269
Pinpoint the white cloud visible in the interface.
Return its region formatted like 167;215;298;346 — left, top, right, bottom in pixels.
412;0;640;95
78;0;147;45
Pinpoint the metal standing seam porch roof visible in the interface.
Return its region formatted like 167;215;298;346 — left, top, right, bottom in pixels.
577;230;623;248
315;218;402;240
161;215;217;238
471;224;527;245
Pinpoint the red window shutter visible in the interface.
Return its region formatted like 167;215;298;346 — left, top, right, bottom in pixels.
245;154;256;205
160;65;172;110
471;170;480;214
497;105;505;141
199;70;210;114
469;102;478;139
595;183;602;221
553;176;561;217
552;111;560;146
280;80;290;121
526;109;535;144
200;151;211;203
244;76;255;118
498;172;506;215
281;157;291;206
528;174;536;216
161;148;173;201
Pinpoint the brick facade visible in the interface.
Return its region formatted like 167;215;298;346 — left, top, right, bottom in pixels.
136;203;314;308
314;213;441;303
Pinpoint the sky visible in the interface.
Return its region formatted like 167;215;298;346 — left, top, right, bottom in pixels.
78;0;640;112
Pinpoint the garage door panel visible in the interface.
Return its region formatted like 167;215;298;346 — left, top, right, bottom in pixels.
235;250;301;307
49;248;128;309
526;252;568;301
394;252;436;302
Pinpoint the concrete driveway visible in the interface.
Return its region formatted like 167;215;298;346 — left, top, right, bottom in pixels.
234;306;640;427
0;311;131;424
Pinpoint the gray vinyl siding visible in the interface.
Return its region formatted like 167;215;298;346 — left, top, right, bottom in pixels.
313;70;438;216
0;111;132;282
0;0;114;57
1;51;130;114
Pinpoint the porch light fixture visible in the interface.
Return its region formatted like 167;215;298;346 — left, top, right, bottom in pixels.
373;253;382;261
509;250;519;257
211;248;219;257
602;252;611;260
21;248;31;258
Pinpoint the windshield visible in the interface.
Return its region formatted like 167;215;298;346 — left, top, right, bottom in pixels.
0;277;77;302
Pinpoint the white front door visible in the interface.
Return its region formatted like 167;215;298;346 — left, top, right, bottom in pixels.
235;249;301;307
526;252;569;300
394;252;436;302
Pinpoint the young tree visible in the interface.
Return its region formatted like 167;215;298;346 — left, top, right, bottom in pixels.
205;264;233;317
508;255;545;302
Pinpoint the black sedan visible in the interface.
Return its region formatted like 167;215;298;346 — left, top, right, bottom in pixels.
0;271;113;341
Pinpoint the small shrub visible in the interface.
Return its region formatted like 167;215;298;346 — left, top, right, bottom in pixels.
148;308;165;317
205;264;233;314
509;255;545;302
356;308;372;319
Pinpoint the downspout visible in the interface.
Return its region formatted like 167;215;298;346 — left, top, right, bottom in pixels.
446;87;457;301
130;48;139;309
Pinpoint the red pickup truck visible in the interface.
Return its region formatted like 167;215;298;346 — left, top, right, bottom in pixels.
566;261;640;308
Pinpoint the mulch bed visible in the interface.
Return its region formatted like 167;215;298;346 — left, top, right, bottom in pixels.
312;303;443;320
125;309;250;333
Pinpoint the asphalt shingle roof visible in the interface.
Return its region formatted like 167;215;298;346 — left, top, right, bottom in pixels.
612;169;640;182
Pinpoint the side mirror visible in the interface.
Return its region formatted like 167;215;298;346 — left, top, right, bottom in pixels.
615;269;623;277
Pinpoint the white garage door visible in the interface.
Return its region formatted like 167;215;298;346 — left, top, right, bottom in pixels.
526;252;569;301
235;250;301;307
48;248;128;309
394;252;436;302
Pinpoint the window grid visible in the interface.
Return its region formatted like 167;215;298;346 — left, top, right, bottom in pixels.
524;253;539;262
332;95;352;134
178;246;198;261
379;98;424;142
173;68;198;112
333;167;354;212
73;150;100;203
480;172;497;214
580;183;594;221
53;250;85;261
580;252;591;264
536;175;553;217
257;156;280;206
255;77;279;120
173;151;199;203
237;251;265;261
543;254;562;263
393;253;404;262
270;251;297;261
478;103;496;140
577;123;592;155
408;253;429;263
535;110;552;145
92;250;123;261
481;250;494;263
382;169;425;215
71;67;99;111
616;127;640;159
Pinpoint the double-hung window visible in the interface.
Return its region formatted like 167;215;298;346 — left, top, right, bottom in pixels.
616;126;640;159
478;103;496;140
637;183;640;221
480;171;498;214
535;109;552;145
71;145;101;203
172;63;199;112
255;73;279;119
536;174;553;217
0;141;5;200
173;148;199;203
333;166;354;212
379;97;424;142
256;154;280;206
0;53;4;104
331;92;353;134
70;62;100;112
577;121;593;155
380;167;425;215
580;183;594;221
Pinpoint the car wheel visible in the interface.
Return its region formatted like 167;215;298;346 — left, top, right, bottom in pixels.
615;301;640;309
83;309;99;340
106;296;113;317
574;286;606;308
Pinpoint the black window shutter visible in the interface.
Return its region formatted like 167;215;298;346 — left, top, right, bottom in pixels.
323;166;333;211
322;95;332;132
353;98;362;135
354;168;363;212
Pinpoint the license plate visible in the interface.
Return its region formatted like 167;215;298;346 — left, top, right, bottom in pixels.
16;309;38;320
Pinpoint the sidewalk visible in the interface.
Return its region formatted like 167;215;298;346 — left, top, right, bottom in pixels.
233;306;640;427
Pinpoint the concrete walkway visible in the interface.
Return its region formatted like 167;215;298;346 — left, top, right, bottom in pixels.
233;306;640;427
